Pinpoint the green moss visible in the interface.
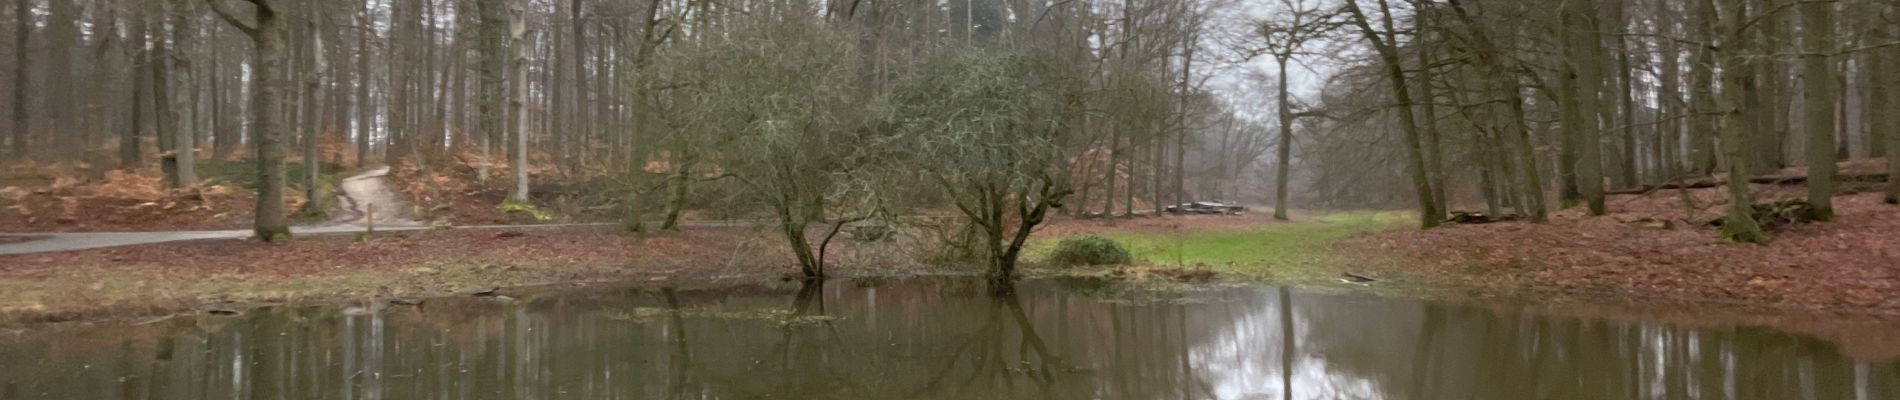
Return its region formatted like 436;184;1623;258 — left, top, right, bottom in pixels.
499;200;552;222
256;227;294;243
1028;212;1408;283
201;160;347;193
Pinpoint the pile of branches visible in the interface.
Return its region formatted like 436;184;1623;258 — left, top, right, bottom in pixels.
1706;200;1822;232
1443;210;1524;225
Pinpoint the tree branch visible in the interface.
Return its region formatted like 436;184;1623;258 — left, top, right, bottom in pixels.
203;0;259;34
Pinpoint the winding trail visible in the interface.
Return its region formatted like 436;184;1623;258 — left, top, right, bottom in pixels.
327;165;424;229
0;166;610;256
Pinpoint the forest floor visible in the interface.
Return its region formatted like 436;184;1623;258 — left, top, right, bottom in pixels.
0;212;1295;325
0;160;344;233
0;225;874;324
1352;159;1900;317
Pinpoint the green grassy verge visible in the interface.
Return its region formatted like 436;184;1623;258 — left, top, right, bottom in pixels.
1028;212;1410;282
202;160;349;218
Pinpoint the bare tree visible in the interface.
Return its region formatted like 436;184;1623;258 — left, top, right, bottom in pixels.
1251;0;1335;221
206;0;292;241
1342;0;1443;228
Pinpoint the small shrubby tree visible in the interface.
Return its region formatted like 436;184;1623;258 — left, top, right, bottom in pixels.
891;46;1084;282
658;17;873;279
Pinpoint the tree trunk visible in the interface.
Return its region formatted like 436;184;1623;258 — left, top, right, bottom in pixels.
1689;0;1719;174
1343;0;1441;228
155;2;184;186
1175;33;1193;211
301;10;325;214
569;0;587;173
1151;119;1164;214
780;213;819;279
1124;131;1136;217
83;6;117;172
354;4;372;168
122;8;149;170
1752;0;1789;174
1416;11;1448;215
208;0;293;241
1102;126;1118;216
507;0;530;203
660;162;690;231
1884;18;1900;204
1273;56;1294;221
253;8;291;241
1714;0;1766;243
1614;3;1639;189
1867;47;1889;159
1657;0;1681;179
1563;0;1607;216
477;0;506;184
1799;0;1836;220
212;39;235;161
44;0;75;162
170;0;197;186
7;0;26;157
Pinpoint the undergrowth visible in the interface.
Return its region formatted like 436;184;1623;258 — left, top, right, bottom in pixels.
1045;235;1133;266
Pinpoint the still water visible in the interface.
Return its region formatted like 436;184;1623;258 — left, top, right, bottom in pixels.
2;277;1897;399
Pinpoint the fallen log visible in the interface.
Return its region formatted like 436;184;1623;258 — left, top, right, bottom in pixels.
1605;172;1888;195
1444;210;1523;224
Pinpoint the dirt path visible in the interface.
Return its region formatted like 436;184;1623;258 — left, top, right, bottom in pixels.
0;166;435;255
328;165;424;228
0;166;776;255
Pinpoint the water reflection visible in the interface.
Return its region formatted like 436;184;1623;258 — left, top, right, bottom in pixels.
1;277;1897;399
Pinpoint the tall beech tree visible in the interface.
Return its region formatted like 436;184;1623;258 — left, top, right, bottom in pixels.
206;0;292;241
1801;0;1837;220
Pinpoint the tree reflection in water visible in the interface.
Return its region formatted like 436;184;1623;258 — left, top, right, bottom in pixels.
1;277;1898;399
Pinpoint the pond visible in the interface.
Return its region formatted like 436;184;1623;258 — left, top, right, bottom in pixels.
1;277;1896;399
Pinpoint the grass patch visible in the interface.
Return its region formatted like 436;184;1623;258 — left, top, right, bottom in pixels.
1028;212;1409;282
203;160;349;220
201;160;348;193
